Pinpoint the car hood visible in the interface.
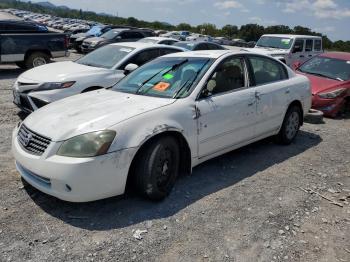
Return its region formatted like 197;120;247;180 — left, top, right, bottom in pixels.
84;37;104;43
249;47;288;55
18;61;109;83
23;89;176;141
296;71;342;95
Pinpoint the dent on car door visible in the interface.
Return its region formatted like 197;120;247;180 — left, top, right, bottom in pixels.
196;56;256;158
247;55;291;135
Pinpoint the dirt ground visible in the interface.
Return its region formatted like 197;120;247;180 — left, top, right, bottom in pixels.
0;51;350;262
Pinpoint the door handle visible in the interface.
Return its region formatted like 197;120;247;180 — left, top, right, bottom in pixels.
299;55;305;58
308;55;313;57
248;101;255;106
285;89;290;94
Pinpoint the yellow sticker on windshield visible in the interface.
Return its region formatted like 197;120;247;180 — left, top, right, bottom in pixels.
153;82;170;91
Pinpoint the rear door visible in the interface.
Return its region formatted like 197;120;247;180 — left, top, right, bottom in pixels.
247;55;291;135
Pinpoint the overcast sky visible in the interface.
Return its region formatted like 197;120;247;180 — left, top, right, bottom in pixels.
28;0;350;41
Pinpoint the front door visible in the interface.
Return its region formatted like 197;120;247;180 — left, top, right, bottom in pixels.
196;56;256;158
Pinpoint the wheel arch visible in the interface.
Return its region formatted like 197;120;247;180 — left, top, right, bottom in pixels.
24;49;52;60
287;100;304;125
126;129;192;190
81;86;104;93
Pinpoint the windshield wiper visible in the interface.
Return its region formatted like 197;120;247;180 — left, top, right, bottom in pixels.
136;59;189;94
173;59;210;98
307;72;342;81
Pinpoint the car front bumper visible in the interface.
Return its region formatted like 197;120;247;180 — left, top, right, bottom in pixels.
12;127;137;202
312;95;345;117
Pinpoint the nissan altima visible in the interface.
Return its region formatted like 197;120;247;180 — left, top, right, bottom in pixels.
12;50;311;202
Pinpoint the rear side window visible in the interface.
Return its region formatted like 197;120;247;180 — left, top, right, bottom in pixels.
159;48;181;55
127;49;160;66
195;43;209;50
248;56;288;86
293;39;304;53
305;39;313;52
314;40;322;51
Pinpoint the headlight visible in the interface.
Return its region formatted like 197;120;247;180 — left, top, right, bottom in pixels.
318;88;346;99
90;41;98;47
57;130;116;158
37;81;75;91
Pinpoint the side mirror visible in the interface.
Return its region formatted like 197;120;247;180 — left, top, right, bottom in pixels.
124;63;138;75
292;61;302;70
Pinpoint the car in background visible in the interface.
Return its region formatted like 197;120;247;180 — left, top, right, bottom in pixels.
253;34;323;66
0;20;48;33
12;50;311;202
173;41;226;51
295;52;350;117
81;29;147;53
13;43;184;112
138;37;179;45
186;34;212;42
213;37;233;46
160;31;186;41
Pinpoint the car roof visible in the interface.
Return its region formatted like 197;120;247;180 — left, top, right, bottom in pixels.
319;52;350;61
143;37;178;41
262;34;322;39
162;50;243;59
176;41;218;45
110;42;184;50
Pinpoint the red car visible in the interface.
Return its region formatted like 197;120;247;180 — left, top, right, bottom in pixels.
295;52;350;117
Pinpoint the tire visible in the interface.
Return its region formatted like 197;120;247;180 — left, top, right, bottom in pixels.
304;109;324;124
15;61;26;69
276;105;302;145
135;136;180;201
25;52;50;69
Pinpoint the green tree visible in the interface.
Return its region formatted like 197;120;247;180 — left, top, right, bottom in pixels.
221;24;238;38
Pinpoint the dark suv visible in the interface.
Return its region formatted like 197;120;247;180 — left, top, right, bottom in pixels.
0;20;48;33
81;29;149;53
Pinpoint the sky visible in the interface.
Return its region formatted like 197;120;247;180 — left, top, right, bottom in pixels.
27;0;350;41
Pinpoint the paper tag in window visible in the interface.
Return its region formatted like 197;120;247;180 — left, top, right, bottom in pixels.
281;39;291;45
153;82;170;91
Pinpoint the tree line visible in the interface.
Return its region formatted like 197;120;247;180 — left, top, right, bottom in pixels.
1;0;350;52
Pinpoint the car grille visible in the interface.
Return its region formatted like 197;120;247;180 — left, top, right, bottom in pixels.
17;124;51;155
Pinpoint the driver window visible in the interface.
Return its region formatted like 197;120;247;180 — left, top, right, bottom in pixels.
206;57;245;96
293;39;304;53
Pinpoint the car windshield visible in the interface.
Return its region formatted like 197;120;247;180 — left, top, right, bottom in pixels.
101;29;123;40
111;57;213;98
138;38;158;44
86;26;101;36
76;45;135;69
298;56;350;81
173;42;195;50
256;36;293;49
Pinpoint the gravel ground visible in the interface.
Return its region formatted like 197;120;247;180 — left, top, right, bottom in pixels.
0;51;350;262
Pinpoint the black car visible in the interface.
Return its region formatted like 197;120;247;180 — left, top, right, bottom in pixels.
0;20;48;34
81;29;148;53
173;41;226;51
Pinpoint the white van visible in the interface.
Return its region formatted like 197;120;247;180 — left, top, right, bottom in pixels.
252;34;323;67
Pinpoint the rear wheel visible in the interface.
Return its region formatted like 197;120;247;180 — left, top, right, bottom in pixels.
25;52;50;69
135;136;180;201
276;105;302;145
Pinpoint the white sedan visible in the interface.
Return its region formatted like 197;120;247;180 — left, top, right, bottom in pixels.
12;50;311;202
13;42;184;113
138;37;179;45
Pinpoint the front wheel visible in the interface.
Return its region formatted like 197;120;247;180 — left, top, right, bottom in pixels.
135;136;180;201
276;105;302;145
